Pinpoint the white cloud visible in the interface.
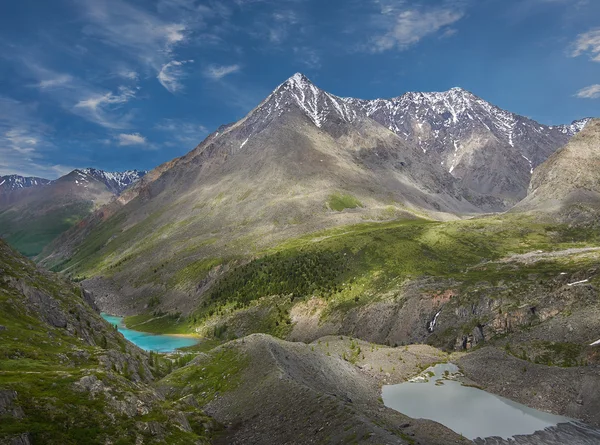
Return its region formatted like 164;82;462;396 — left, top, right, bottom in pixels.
73;86;136;129
204;64;241;80
36;74;74;89
3;128;39;154
117;133;147;145
571;29;600;62
21;61;137;129
575;84;600;99
157;60;193;93
116;69;139;80
369;5;465;52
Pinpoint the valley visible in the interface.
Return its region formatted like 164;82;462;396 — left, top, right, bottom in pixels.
1;72;599;444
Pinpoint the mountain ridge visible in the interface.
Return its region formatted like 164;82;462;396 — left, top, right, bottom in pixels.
513;118;600;223
266;73;590;204
0;168;147;256
0;174;51;192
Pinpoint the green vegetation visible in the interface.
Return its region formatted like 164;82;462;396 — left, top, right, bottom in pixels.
207;250;350;307
178;215;599;337
327;193;363;211
162;346;249;404
50;210;600;342
0;240;215;444
0;201;93;257
124;313;192;335
506;341;587;367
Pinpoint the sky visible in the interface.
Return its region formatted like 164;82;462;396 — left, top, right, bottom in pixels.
0;0;599;179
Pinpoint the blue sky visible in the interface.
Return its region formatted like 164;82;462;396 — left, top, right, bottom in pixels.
0;0;599;178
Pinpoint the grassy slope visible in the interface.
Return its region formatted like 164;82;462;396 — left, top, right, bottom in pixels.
0;241;215;444
0;201;93;257
105;214;600;339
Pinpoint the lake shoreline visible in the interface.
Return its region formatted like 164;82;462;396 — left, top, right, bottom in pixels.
100;313;200;352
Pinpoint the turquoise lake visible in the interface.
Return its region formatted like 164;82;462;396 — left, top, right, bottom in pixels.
101;313;199;353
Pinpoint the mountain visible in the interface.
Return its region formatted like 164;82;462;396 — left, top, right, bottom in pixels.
0;168;146;256
0;174;51;192
38;73;591;314
513;118;600;223
76;168;146;195
279;74;589;206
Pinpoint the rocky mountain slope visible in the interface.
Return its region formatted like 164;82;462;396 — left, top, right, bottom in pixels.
0;239;216;444
513;118;600;223
276;74;588;206
0;168;145;256
161;334;470;445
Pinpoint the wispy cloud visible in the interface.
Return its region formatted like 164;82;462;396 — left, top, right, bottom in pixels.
21;60;137;129
73;86;136;129
575;84;600;99
268;10;300;43
204;64;241;80
77;0;194;91
368;2;466;52
571;29;600;62
36;74;74;89
158;60;194;93
293;47;321;69
155;119;209;145
0;96;69;178
79;0;188;57
115;69;138;80
117;132;147;145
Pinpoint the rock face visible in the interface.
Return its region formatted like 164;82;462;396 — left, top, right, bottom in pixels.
513;118;600;222
459;347;600;428
267;73;588;206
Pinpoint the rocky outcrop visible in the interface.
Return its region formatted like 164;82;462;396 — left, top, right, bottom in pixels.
0;391;24;419
459;347;600;428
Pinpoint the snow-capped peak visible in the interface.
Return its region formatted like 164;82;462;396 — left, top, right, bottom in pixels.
73;168;147;194
262;72;358;127
0;174;51;192
249;74;587;181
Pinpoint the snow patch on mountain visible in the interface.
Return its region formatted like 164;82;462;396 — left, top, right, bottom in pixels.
77;168;147;194
551;118;592;136
0;175;51;192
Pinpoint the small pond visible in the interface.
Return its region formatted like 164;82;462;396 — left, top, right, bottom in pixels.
382;363;572;441
101;313;199;353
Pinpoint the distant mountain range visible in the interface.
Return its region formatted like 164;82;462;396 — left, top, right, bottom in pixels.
0;168;146;195
0;168;146;256
36;73;593;318
0;175;51;192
